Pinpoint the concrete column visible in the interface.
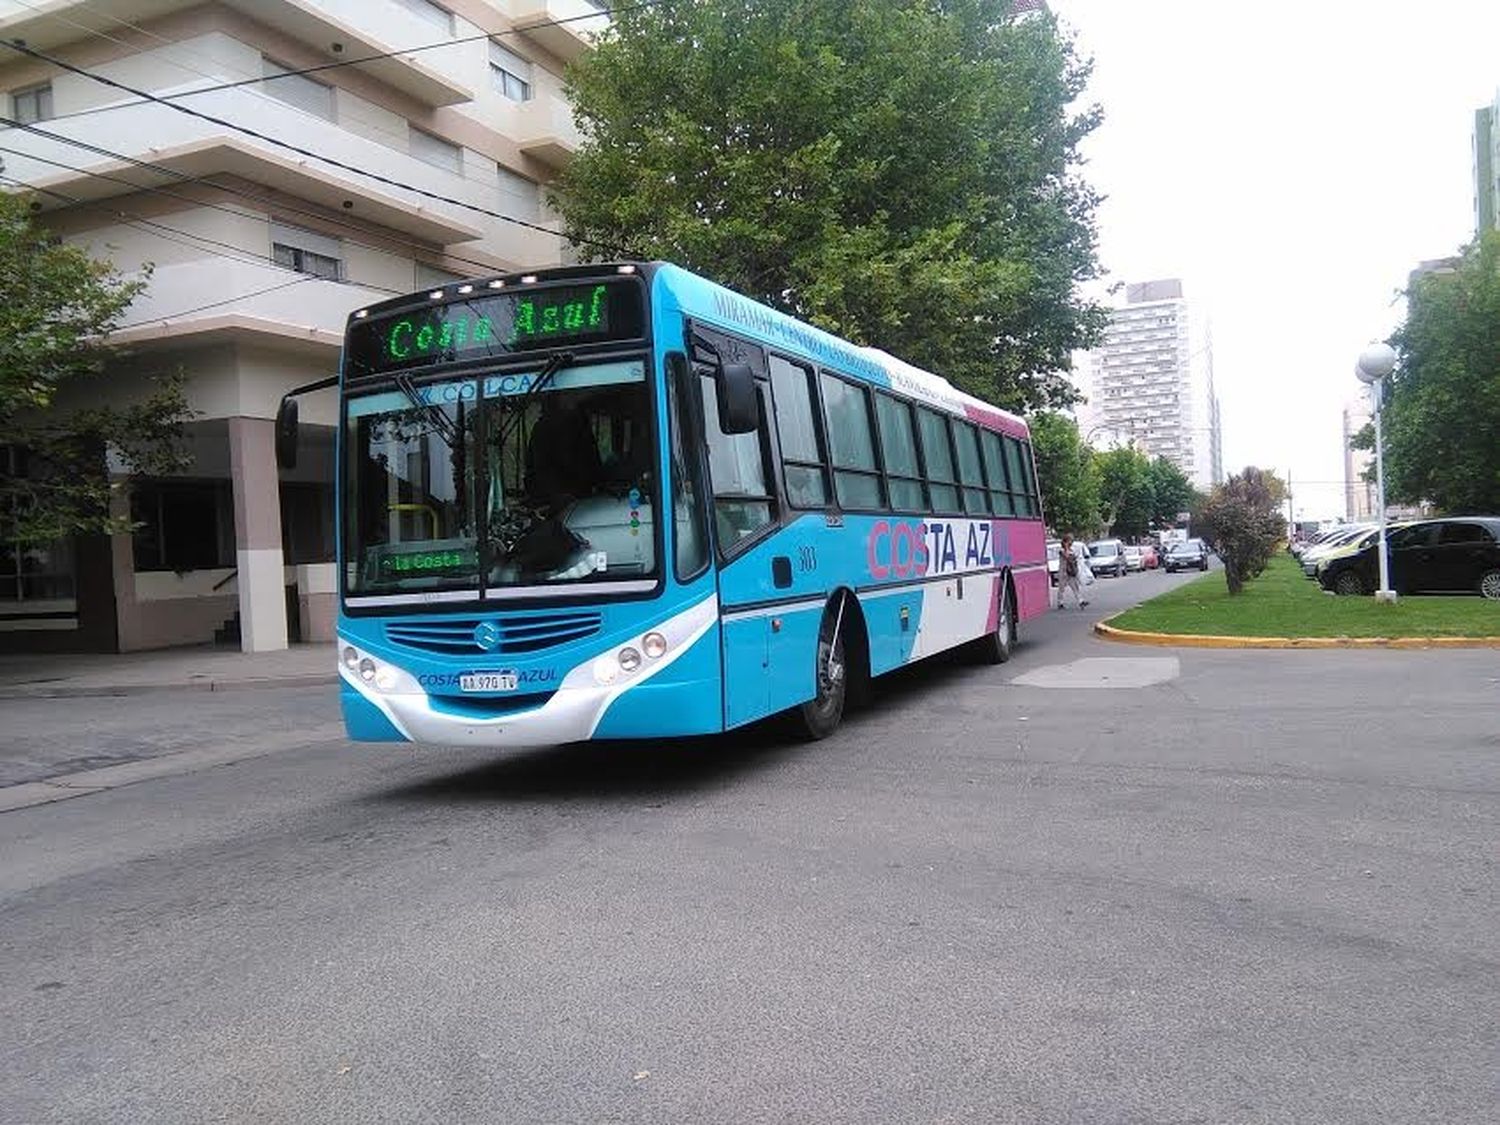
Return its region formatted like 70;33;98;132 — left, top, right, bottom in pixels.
228;416;288;653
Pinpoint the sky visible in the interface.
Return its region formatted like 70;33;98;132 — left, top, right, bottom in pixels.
1049;0;1500;519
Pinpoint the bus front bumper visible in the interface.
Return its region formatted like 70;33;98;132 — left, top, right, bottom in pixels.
337;594;719;748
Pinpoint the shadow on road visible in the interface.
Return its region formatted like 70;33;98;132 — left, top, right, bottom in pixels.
373;651;985;805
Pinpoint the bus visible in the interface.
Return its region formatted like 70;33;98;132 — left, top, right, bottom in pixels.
276;261;1048;748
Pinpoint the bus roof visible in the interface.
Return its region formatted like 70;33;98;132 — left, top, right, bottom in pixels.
654;262;1031;438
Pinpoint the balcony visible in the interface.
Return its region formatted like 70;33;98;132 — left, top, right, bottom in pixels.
0;0;470;108
514;96;580;167
509;0;609;63
2;86;487;245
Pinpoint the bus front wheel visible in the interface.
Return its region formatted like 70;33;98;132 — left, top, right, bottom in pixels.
790;602;848;741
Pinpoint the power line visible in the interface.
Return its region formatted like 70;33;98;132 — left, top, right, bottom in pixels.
4;0;667;125
3;38;630;256
112;277;314;332
0;115;508;278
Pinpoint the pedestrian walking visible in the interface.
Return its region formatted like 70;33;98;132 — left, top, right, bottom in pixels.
1057;534;1092;610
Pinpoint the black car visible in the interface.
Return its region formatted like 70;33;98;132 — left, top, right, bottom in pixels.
1318;517;1500;598
1163;538;1209;572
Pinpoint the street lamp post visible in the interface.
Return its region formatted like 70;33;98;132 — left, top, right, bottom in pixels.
1355;343;1398;603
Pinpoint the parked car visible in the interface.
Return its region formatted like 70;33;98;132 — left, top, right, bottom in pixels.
1088;539;1125;577
1299;525;1374;575
1122;545;1145;572
1140;544;1160;569
1318;517;1500;598
1047;540;1061;586
1163;538;1210;572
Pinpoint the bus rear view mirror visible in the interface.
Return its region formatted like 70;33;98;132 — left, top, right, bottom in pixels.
274;396;299;469
716;362;758;434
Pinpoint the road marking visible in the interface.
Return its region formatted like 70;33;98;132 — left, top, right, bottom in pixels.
0;723;347;813
1010;657;1181;689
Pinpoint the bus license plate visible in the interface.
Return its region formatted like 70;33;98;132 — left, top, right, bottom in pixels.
459;672;518;693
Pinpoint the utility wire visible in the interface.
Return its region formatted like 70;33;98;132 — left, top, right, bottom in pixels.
3;0;667;123
3;39;631;256
0;115;509;278
113;277;314;331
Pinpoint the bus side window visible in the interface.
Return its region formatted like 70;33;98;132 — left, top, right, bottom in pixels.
979;428;1014;517
1001;435;1032;518
767;355;829;508
875;393;926;511
916;407;961;514
699;372;776;552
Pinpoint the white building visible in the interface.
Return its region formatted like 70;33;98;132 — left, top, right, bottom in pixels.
1341;392;1377;522
0;0;605;653
1073;279;1223;492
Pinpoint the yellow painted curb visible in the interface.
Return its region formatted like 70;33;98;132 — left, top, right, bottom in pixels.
1094;621;1500;650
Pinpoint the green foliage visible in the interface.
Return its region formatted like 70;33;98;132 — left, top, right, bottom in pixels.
0;192;192;545
1381;232;1500;513
1094;446;1154;538
553;0;1104;412
1029;411;1099;536
1196;466;1285;595
1144;456;1195;528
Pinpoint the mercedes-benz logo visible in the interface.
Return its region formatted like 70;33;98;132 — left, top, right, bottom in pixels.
473;621;502;651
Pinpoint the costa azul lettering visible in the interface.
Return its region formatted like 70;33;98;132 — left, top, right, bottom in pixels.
866;518;1015;580
416;668;558;689
416;374;541;404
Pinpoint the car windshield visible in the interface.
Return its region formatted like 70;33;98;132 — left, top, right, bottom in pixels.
343;359;657;598
1090;542;1119;555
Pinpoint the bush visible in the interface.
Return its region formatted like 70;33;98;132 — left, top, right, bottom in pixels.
1197;467;1285;595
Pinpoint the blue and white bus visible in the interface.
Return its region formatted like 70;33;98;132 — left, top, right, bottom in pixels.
278;262;1048;747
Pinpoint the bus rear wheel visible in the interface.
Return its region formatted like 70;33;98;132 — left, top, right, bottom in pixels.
790;604;847;741
973;575;1016;665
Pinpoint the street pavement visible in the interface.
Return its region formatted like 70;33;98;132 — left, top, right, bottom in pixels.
2;565;1497;1124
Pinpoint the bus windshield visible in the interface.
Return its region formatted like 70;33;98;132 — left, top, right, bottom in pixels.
343;358;656;598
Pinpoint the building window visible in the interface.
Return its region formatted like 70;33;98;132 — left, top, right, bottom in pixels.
490;42;533;102
280;482;335;564
0;446;75;602
498;166;540;220
768;355;828;508
874;393;925;511
393;0;453;35
916;407;960;514
409;125;462;172
271;221;343;280
261;58;334;120
11;82;53;125
819;373;882;510
131;481;233;572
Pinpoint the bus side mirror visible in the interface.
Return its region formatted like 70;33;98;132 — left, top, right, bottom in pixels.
275;396;299;469
716;362;758;435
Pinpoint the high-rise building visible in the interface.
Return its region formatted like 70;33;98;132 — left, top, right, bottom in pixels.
0;0;607;653
1474;94;1499;234
1341;393;1377;522
1073;279;1223;492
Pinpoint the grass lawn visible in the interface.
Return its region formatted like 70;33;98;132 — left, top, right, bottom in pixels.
1109;554;1500;638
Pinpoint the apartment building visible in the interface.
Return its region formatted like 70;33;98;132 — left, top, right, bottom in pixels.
0;0;605;653
1073;279;1223;492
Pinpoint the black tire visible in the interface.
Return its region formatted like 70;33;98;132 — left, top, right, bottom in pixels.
1333;570;1367;596
789;601;848;740
973;575;1017;665
1480;569;1500;601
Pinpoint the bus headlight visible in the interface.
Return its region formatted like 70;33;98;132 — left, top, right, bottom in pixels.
593;654;620;686
342;646;359;669
642;632;668;659
358;657;377;682
617;646;642;674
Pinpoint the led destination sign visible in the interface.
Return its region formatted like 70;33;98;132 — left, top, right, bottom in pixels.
347;280;645;377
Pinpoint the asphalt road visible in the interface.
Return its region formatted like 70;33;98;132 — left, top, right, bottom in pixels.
3;566;1497;1124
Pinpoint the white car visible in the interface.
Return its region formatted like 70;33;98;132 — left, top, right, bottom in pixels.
1047;540;1061;586
1088;539;1125;577
1122;545;1145;572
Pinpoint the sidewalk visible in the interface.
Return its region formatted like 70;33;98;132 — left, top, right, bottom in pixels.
0;643;338;699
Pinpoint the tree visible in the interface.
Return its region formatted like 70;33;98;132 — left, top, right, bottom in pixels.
0;192;191;545
1371;232;1500;513
1029;411;1099;536
1196;466;1285;594
1145;456;1195;529
1094;445;1154;538
552;0;1105;412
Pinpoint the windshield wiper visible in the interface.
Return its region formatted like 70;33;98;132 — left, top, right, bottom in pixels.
493;350;575;455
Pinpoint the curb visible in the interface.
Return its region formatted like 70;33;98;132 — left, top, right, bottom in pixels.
1094;621;1500;650
0;673;338;701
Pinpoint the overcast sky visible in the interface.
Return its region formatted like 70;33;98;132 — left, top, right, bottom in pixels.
1050;0;1500;517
